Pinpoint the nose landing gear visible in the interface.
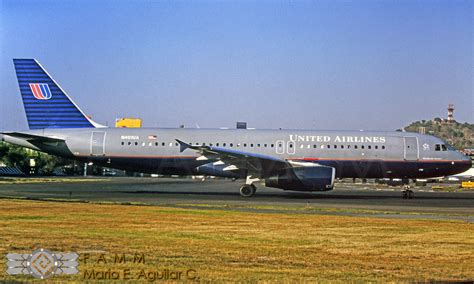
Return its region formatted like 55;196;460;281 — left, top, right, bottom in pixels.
402;185;414;199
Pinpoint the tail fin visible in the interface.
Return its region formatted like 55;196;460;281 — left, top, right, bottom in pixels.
13;59;104;129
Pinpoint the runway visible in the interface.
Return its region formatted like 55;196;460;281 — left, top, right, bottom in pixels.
0;177;473;222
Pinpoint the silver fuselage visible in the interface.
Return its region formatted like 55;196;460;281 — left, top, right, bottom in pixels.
3;128;471;179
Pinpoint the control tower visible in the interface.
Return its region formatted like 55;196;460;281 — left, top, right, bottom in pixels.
447;104;455;123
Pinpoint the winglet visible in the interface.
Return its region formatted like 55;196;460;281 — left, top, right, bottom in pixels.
176;139;191;153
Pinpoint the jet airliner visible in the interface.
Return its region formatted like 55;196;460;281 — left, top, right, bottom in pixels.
1;59;471;197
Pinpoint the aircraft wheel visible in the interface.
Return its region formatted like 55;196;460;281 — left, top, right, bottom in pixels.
402;190;408;199
240;184;256;197
402;189;414;199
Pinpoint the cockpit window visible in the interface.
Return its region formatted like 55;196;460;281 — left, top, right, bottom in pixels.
445;143;456;151
435;144;451;151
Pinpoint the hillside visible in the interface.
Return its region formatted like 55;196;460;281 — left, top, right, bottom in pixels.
403;119;473;150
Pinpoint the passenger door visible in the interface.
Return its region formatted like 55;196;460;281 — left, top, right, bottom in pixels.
276;140;285;155
403;136;419;161
287;141;295;155
90;131;106;156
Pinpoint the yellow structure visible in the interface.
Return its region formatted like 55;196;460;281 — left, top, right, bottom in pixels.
461;181;474;188
115;118;142;128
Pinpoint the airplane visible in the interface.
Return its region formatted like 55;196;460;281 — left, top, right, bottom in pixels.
1;59;471;198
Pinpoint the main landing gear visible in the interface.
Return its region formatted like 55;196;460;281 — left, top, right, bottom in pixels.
239;176;260;197
240;184;257;197
402;185;414;199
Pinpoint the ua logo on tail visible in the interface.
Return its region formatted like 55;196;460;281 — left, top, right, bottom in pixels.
29;83;52;100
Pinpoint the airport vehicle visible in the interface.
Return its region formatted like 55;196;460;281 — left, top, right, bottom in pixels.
1;59;471;197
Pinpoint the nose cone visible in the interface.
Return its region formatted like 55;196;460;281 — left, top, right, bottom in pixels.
457;152;472;172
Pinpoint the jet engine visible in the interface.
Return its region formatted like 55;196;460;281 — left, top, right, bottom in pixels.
265;165;335;191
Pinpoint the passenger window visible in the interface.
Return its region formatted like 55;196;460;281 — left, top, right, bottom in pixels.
230;143;233;147
148;142;152;146
135;142;138;146
347;145;351;149
244;144;247;147
354;145;358;149
250;144;254;147
368;145;371;149
121;141;124;146
435;144;441;151
327;145;330;149
128;142;132;146
375;145;378;149
257;144;260;147
382;145;385;150
271;144;274;148
313;145;317;148
264;144;267;147
334;145;337;149
441;145;447;151
216;143;219;146
223;143;226;147
361;145;365;149
162;142;165;146
341;145;344;149
169;142;173;147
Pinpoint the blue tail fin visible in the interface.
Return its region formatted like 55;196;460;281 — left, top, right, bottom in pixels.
13;59;102;129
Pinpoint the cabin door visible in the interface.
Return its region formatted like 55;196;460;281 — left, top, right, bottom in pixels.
276;140;285;155
403;136;419;161
90;131;106;156
287;141;295;155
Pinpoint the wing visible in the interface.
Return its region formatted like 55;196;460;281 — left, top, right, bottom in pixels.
176;139;291;178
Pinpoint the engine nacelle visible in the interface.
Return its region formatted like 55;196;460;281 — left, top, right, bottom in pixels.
265;166;335;191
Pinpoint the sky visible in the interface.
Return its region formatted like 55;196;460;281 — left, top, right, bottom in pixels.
0;0;472;131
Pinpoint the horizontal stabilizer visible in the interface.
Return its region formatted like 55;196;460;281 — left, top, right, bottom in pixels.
1;132;65;143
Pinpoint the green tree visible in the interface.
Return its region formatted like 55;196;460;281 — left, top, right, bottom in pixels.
2;145;30;172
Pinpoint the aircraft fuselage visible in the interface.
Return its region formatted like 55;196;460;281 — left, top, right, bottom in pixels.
3;128;470;182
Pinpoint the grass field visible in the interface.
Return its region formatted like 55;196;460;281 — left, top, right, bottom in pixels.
0;199;473;282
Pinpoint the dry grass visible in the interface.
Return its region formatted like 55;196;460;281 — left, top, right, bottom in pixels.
0;199;472;282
